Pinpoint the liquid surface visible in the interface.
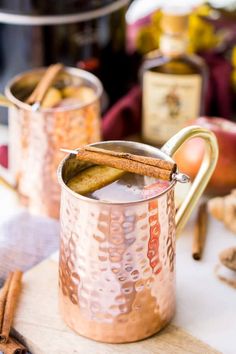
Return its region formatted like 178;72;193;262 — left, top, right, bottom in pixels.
86;173;170;202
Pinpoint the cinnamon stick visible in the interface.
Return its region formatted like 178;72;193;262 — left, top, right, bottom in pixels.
84;146;174;171
26;63;64;105
0;271;22;343
192;202;208;260
76;146;176;181
0;273;13;330
0;335;26;354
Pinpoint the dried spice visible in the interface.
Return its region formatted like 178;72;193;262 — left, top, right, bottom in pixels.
208;190;236;234
215;247;236;289
219;247;236;272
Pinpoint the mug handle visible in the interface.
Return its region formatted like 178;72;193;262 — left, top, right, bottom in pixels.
161;125;219;235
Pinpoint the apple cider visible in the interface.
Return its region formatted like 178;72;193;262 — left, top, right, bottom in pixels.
86;173;170;202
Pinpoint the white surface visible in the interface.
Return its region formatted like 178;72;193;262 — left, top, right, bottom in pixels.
174;215;236;354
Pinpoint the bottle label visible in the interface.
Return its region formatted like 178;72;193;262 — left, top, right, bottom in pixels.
143;71;202;144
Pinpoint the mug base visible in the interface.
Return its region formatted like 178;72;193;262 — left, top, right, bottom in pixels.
59;291;175;344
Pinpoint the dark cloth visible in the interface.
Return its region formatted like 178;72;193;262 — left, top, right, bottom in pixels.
203;52;233;118
102;85;142;140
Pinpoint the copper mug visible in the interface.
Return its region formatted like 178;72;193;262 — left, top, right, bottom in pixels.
57;126;218;343
0;67;102;218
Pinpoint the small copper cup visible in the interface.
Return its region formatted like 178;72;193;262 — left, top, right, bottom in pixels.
3;67;102;218
57;126;218;343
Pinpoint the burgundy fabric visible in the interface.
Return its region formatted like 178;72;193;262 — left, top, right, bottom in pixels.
203;52;233;118
102;85;142;140
0;145;8;168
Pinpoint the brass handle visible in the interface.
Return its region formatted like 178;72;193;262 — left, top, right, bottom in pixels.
161;125;219;235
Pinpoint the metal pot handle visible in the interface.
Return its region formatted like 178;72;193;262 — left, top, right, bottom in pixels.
161;125;218;235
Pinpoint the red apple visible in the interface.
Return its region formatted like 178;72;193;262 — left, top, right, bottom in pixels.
174;117;236;195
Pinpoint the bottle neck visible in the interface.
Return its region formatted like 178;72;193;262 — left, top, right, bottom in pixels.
159;33;188;57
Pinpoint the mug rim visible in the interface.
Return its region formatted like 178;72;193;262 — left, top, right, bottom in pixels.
57;140;177;206
5;66;103;113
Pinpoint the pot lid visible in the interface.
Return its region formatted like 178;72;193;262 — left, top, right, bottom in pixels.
0;0;130;25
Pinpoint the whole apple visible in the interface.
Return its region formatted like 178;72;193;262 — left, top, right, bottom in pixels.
174;117;236;195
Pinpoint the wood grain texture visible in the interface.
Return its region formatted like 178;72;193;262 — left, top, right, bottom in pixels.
12;259;220;354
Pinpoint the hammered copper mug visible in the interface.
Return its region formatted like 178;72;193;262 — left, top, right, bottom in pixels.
57;126;218;343
1;67;102;218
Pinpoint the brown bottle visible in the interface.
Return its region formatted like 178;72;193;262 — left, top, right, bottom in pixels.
142;7;207;146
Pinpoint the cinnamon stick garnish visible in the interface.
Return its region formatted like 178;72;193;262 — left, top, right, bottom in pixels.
0;335;26;354
26;63;64;105
0;271;22;343
84;146;174;170
192;202;208;260
76;146;176;181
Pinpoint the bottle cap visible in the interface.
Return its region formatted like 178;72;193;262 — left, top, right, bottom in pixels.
161;6;190;35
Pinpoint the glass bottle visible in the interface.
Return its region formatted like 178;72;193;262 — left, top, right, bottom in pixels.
142;7;207;146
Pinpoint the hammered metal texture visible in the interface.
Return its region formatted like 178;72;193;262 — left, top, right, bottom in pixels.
8;100;101;219
59;187;176;343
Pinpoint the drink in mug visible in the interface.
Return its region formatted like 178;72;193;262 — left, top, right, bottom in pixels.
87;173;170;202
